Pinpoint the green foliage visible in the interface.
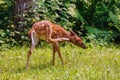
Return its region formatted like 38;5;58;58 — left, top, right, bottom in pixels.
0;0;120;49
93;1;120;30
0;45;120;79
86;26;119;45
21;0;75;29
0;0;15;49
78;0;120;44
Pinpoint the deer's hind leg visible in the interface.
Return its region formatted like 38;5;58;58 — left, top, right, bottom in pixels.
52;42;64;64
26;31;39;70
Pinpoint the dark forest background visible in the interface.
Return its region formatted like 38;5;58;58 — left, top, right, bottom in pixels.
0;0;120;49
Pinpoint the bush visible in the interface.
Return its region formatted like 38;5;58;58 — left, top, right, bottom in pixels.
0;0;120;50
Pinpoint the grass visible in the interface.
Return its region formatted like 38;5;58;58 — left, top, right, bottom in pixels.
0;44;120;80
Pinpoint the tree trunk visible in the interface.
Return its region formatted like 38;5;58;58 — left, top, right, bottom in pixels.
13;0;32;31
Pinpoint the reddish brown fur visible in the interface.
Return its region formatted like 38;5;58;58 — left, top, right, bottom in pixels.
26;20;86;69
29;20;70;41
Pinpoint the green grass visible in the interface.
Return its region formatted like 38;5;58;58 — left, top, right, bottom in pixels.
0;44;120;80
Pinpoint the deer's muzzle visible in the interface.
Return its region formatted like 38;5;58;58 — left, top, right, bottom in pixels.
80;43;86;49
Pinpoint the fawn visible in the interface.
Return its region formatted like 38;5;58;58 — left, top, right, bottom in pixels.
26;20;86;69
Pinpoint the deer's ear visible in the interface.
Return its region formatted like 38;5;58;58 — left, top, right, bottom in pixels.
70;30;76;36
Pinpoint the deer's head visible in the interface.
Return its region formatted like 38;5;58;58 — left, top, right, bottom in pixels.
69;31;86;49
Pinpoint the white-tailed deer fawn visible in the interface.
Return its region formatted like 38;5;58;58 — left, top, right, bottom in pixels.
26;20;86;69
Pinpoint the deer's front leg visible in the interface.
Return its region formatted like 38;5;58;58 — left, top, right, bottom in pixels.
52;44;56;65
45;25;70;43
53;42;64;64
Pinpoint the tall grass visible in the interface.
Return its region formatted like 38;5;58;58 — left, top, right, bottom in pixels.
0;44;120;80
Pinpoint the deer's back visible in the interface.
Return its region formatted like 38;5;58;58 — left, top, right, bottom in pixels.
29;20;69;40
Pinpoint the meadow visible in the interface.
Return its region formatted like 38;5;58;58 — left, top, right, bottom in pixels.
0;44;120;80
